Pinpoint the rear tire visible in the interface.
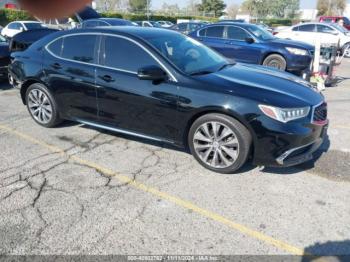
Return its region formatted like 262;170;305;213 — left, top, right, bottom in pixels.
263;54;287;71
188;113;252;174
25;83;61;128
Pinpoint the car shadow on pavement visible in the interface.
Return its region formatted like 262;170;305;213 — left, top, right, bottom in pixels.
82;124;187;153
301;239;350;262
261;135;331;175
0;80;11;90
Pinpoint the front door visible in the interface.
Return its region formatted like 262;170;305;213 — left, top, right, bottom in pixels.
223;25;261;64
95;35;179;142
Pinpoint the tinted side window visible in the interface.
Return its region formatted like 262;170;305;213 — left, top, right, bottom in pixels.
198;28;206;36
298;24;316;32
47;38;63;56
205;26;224;38
317;25;336;33
103;36;157;72
227;26;249;41
62;35;97;63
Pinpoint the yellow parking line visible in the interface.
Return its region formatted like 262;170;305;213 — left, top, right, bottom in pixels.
0;123;307;255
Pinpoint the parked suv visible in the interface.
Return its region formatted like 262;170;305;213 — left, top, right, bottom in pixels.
9;27;328;173
319;16;350;30
189;22;314;75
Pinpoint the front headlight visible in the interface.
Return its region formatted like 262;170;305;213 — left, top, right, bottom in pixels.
286;47;309;56
259;105;310;123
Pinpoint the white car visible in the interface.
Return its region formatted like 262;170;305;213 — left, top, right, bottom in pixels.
1;21;46;38
276;22;350;56
157;21;174;28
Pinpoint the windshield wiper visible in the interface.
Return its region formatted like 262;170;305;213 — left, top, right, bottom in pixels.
190;70;213;76
218;63;236;72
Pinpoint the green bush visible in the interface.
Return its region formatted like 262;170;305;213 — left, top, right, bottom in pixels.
0;9;33;26
100;12;218;23
260;19;293;27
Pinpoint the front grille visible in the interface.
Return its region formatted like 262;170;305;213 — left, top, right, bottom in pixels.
313;102;328;123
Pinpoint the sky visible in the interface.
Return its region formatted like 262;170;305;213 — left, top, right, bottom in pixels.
153;0;350;10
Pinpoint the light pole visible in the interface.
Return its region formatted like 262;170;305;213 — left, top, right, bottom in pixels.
147;0;150;20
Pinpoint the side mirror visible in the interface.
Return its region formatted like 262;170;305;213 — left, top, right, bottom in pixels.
19;27;24;32
138;66;168;82
245;37;255;44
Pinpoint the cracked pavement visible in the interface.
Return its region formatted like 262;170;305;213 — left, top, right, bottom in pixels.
0;61;350;256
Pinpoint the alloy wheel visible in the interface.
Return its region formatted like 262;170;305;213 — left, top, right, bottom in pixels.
193;121;240;169
28;89;53;124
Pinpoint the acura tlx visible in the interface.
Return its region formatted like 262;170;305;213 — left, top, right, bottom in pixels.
9;27;328;173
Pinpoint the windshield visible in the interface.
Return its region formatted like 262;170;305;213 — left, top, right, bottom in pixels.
245;24;274;40
145;33;229;75
24;23;45;30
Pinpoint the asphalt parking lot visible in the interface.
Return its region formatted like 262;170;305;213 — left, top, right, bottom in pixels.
0;60;349;258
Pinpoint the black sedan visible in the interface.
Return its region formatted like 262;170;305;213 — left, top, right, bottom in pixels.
0;35;10;79
9;27;328;173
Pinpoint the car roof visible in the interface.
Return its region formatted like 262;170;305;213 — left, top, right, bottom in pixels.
10;20;41;24
55;27;181;40
85;18;128;22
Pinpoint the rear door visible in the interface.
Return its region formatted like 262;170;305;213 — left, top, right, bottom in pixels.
197;25;226;54
44;34;99;121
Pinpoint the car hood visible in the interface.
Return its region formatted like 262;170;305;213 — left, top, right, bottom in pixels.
197;63;323;107
267;37;314;50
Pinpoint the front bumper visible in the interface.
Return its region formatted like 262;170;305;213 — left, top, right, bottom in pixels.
287;55;313;72
251;116;328;168
0;66;8;79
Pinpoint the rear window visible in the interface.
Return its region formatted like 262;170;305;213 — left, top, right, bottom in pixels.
47;38;63;56
61;35;97;63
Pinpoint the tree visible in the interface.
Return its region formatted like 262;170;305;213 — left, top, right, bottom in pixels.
317;0;347;16
128;0;149;13
197;0;226;17
241;0;300;19
226;3;240;19
161;3;180;15
186;0;200;16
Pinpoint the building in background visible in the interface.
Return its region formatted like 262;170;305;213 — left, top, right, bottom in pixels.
344;4;350;17
300;9;318;21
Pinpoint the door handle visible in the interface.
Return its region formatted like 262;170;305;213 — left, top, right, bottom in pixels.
99;75;115;83
51;63;62;70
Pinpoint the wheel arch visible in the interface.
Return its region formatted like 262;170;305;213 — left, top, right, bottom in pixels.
183;108;256;156
20;78;47;105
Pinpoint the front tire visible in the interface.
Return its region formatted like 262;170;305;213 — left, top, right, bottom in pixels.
342;43;350;58
263;54;287;71
25;83;61;128
188;114;252;174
